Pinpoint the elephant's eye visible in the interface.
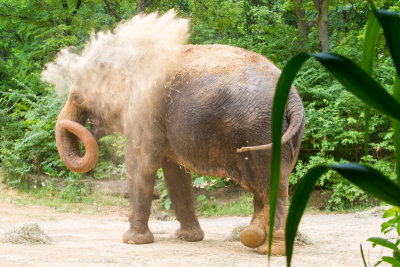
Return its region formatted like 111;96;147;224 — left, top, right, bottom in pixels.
71;92;84;105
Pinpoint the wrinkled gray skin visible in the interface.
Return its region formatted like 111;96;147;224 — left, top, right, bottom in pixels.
56;44;305;255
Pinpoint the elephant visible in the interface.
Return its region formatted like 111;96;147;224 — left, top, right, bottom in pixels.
47;12;305;256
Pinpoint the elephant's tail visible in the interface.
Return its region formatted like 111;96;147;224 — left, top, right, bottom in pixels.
237;89;305;157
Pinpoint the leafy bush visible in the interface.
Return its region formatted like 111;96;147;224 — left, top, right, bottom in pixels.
0;87;67;188
155;169;171;210
196;194;217;215
60;178;90;203
0;77;125;202
1;0;399;212
290;53;397;208
367;206;400;266
91;134;126;180
0;1;126;192
291;153;395;210
156;168;234;212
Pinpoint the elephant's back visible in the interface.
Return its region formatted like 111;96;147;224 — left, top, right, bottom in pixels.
171;45;282;114
169;45;282;131
162;45;289;182
177;44;281;79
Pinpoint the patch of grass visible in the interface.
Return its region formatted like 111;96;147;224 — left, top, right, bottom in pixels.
2;223;51;245
196;193;253;217
83;190;129;214
60;180;90;203
0;182;129;215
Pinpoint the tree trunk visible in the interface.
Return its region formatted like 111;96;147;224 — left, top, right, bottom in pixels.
313;0;329;52
292;0;330;52
318;13;329;52
293;0;310;37
104;0;122;20
137;0;147;13
73;0;83;16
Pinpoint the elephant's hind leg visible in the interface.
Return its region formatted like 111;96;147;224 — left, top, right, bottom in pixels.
162;158;204;242
256;205;287;255
257;193;288;256
240;194;266;248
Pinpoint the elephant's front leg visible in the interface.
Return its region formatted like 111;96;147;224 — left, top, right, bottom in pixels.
122;148;157;244
162;158;204;241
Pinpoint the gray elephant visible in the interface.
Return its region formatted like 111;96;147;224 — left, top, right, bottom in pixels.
45;12;305;255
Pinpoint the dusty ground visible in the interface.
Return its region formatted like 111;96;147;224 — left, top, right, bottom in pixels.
0;198;393;267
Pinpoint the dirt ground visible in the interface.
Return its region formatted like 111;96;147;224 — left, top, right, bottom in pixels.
0;198;394;267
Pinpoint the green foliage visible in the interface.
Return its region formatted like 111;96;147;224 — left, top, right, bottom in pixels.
152;0;308;66
192;173;234;192
155;169;251;216
368;207;400;266
196;193;253;217
196;194;217;215
266;6;400;265
1;88;68;188
155;169;171;210
1;0;399;213
0;1;131;191
60;178;90;203
291;52;396;208
91;134;126;180
156;168;233;211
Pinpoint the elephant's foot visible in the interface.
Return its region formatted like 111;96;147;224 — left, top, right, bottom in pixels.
122;228;154;244
174;225;204;242
240;224;266;248
257;230;286;256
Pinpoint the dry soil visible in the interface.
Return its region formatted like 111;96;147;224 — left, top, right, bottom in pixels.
0;199;394;267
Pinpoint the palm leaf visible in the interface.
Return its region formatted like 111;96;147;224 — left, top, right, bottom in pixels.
269;10;400;266
362;12;380;75
361;12;380;157
268;53;310;260
285;164;400;266
394;76;400;183
374;9;400;77
311;53;400;121
269;51;400;265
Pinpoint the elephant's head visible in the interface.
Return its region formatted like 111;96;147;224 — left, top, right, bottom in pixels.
45;10;189;173
55;77;115;173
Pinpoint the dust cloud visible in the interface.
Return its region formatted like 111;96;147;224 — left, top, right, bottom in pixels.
42;10;189;166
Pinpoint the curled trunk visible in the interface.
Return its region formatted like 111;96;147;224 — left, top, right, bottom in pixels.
55;102;99;173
